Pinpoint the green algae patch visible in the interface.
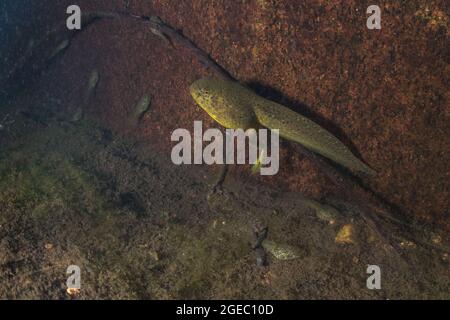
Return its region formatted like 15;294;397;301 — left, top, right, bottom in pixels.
0;149;105;223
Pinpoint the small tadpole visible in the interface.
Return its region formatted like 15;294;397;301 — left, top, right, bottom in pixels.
129;94;152;127
148;16;176;49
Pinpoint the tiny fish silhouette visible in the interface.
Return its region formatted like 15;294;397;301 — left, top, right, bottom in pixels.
190;78;375;175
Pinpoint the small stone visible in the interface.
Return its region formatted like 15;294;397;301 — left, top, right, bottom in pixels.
66;288;80;296
335;224;355;244
431;233;442;244
399;240;416;249
149;250;160;261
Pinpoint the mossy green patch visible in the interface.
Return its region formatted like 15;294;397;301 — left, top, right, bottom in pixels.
0;149;105;222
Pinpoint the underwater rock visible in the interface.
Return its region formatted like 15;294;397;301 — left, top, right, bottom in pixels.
261;240;302;260
335;224;355;244
66;288;80;297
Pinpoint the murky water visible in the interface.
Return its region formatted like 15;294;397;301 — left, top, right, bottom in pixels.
0;1;448;299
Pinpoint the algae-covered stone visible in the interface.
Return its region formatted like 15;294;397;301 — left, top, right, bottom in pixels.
262;240;302;260
335;224;355;244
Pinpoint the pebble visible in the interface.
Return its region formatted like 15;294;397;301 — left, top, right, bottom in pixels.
335;224;355;244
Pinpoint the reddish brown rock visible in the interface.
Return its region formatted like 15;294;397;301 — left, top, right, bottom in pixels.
23;0;450;228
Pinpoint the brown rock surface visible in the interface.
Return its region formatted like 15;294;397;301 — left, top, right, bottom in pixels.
18;0;450;228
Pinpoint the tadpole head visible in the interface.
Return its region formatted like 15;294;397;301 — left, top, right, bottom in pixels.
189;78;217;111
